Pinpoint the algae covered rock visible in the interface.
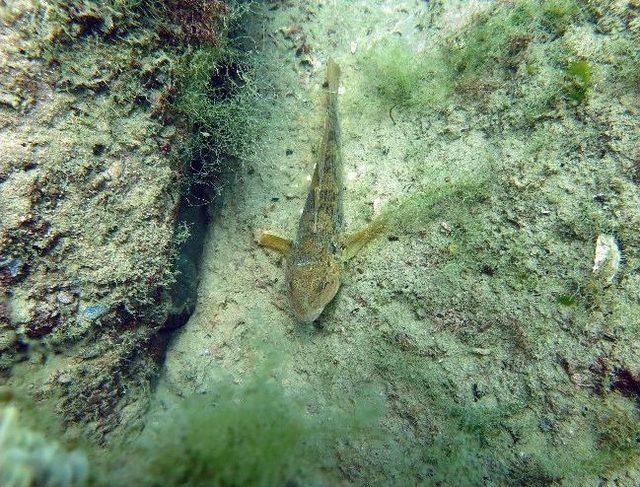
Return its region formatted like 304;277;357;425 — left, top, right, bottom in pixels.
0;0;244;438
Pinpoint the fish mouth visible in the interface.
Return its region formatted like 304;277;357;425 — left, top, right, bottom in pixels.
289;281;340;323
292;306;325;324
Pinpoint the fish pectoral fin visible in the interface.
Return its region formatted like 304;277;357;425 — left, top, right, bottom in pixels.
255;229;293;255
342;220;388;261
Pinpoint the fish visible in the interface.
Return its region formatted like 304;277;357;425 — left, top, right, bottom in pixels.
257;59;344;323
257;59;384;323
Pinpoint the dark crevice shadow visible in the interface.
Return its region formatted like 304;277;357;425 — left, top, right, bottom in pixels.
152;163;242;371
150;6;273;370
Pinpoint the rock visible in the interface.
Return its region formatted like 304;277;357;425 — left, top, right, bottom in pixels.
279;26;300;39
0;92;21;110
89;173;107;190
472;347;491;356
0;257;22;277
300;56;316;68
592;234;621;284
57;373;73;384
7;292;33;325
57;291;75;305
0;330;18;352
106;160;123;180
82;305;108;321
295;42;311;56
81;347;101;360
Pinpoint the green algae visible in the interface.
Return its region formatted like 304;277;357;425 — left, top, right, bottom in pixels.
447;0;586;78
103;333;384;487
360;39;453;111
172;44;261;195
0;405;89;487
357;0;628;124
128;378;323;487
565;59;592;103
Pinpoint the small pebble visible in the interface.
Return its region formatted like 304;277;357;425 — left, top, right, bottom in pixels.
0;93;21;110
57;373;73;384
57;291;75;305
592;234;621;284
472;347;491;356
0;330;18;352
83;305;108;321
0;257;22;277
106;160;123;180
372;194;388;215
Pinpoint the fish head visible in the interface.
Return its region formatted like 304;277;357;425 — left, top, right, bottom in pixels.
286;256;341;323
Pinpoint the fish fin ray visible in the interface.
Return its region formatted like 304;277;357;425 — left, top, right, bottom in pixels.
255;229;292;255
342;219;388;261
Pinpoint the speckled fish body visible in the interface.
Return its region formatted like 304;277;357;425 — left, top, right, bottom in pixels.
285;60;344;323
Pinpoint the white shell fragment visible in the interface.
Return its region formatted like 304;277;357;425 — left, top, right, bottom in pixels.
592;234;621;284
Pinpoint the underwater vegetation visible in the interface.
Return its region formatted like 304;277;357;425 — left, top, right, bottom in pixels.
360;0;639;120
2;0;640;484
101;356;383;487
122;378;321;486
360;39;453;110
344;158;492;260
445;0;585;77
0;405;88;487
565;59;592;104
172;42;262;200
339;0;640;484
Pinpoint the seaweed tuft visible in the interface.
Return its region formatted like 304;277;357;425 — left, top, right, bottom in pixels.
107;367;382;487
565;59;592;103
